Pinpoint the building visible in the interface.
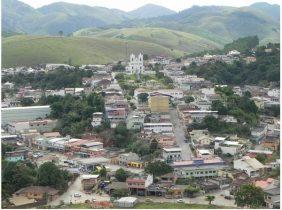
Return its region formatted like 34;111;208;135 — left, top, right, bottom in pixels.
81;174;100;190
105;107;127;128
233;156;265;177
114;197;138;208
7;119;57;134
148;93;169;113
163;147;182;162
196;149;214;159
214;140;243;156
126;174;153;196
143;123;173;135
155;135;176;147
5;149;29;162
13;186;59;201
119;152;141;166
91;112;103;127
126;53;144;74
264;186;280;209
172;157;227;178
126;113;145;130
1;106;51;125
182;110;218;124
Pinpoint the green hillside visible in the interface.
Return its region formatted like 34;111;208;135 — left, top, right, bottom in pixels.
73;27;222;53
2;35;183;68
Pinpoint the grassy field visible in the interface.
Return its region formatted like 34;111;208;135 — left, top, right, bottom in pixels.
74;27;222;53
134;202;232;209
2;35;183;68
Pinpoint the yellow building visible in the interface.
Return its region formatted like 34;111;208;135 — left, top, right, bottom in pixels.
148;94;169;113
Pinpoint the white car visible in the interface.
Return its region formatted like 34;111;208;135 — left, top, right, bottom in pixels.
177;199;184;203
74;193;81;197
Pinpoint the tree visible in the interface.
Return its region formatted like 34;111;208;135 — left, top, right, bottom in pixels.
205;195;215;205
184;185;200;198
211;100;228;115
99;167;107;178
115;168;128;182
143;54;149;60
176;58;181;63
150;139;158;152
255;153;267;164
111;189;129;198
20;97;34;106
38;162;69;190
184;95;194;104
58;30;63;37
145;161;173;177
138;93;149;103
235;184;265;208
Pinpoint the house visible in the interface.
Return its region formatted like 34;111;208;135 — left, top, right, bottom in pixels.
12;186;59;201
126;174;153;196
155;135;176;147
126;112;145;130
172;157;227;178
7;119;57;134
126;53;144;74
251;125;268;142
214;140;243;156
81;174;100;190
105;107;127;128
228;50;240;56
114;197;138;208
143;123;173;135
190;129;211;148
163;147;182;162
91;112;103;127
196;149;214;159
233;156;265;177
105;182;128;195
119;152;141;167
247;150;273;158
264;186;280;209
148;93;170;113
254;178;279;190
209;177;232;190
262;135;280;151
5;149;29;162
2;82;14;90
181;110;218;124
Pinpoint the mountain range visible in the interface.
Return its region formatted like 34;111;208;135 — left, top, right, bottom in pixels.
2;0;280;44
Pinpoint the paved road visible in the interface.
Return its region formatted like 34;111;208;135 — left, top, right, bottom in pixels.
48;176;110;206
169;108;193;160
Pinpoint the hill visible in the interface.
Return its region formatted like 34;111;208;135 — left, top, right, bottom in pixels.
123;4;280;45
128;4;176;19
2;0;280;45
2;35;183;68
73;27;221;53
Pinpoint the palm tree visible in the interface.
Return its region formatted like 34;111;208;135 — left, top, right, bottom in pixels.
206;195;215;205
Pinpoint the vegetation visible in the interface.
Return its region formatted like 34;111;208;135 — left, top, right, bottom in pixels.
184;95;195;104
235;184;265;208
2;67;93;90
115;168;128;182
145;161;173;177
111;189;129;198
255;153;267;164
111;123;137;148
39;93;104;137
262;105;280;117
74;27;220;54
138;93;149;103
206;195;215;205
184;185;200;197
185;43;280;86
1;160;71;202
223;36;259;54
38;162;71;191
2;35;181;68
135;202;229;209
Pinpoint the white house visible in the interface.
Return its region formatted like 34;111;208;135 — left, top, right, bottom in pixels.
163;147;182;162
214;140;243;156
126;53;144;74
234;156;265;177
91;112;103;127
143;123;173;135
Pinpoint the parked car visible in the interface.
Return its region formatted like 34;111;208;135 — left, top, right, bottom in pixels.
177;199;184;203
224;195;232;200
74;193;81;197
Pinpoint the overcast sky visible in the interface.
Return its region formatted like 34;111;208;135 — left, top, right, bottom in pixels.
20;0;281;12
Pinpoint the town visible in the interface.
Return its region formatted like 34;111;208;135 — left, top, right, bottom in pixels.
1;38;280;209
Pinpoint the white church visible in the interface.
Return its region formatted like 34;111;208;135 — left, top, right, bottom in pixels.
126;53;144;74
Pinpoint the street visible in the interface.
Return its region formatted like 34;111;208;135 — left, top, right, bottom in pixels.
137;190;236;207
169;108;194;160
48;176;110;206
